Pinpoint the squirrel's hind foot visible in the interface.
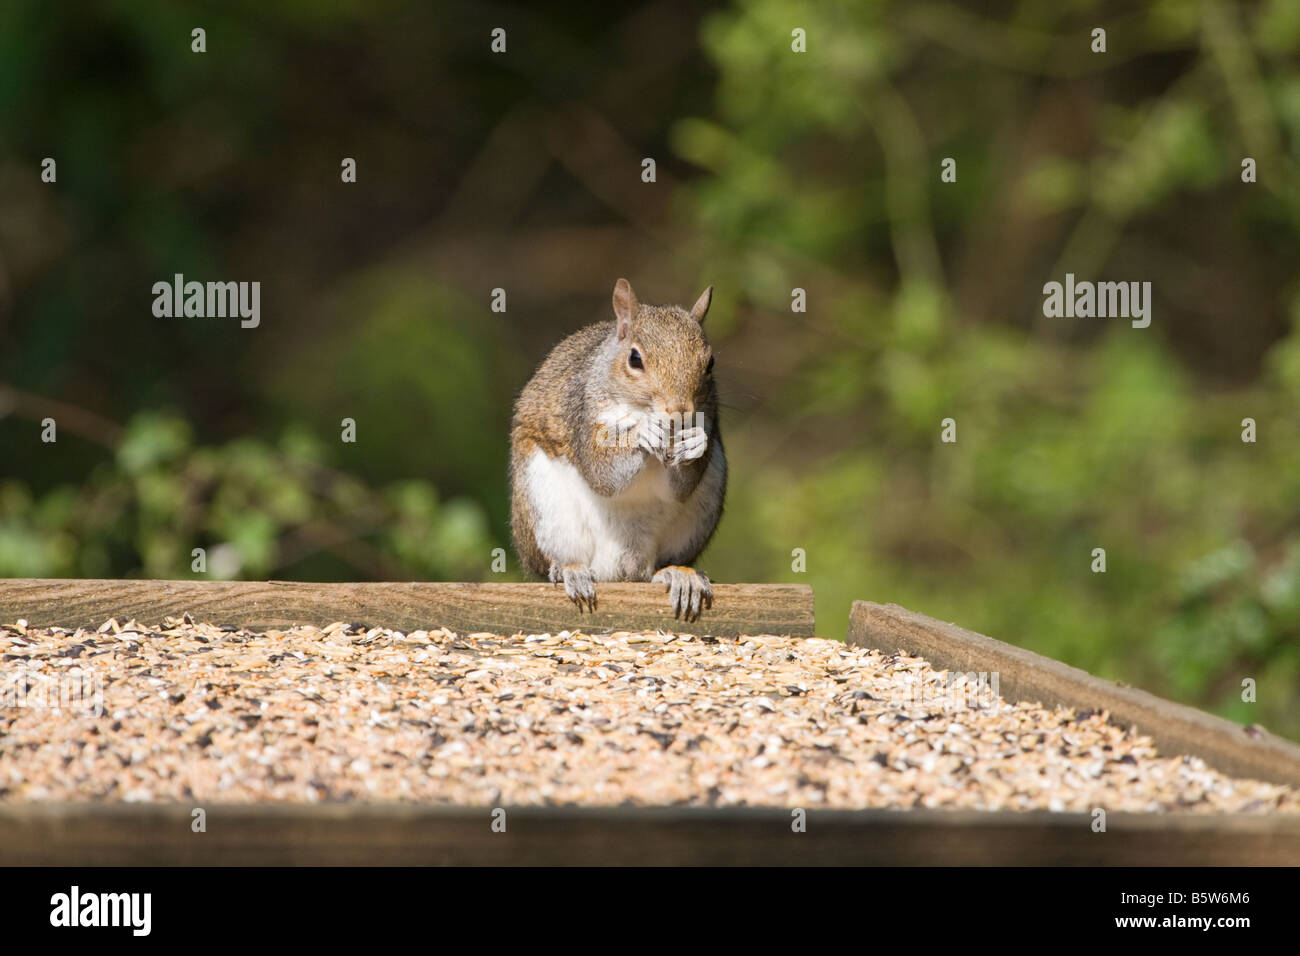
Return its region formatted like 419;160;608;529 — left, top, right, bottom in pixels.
550;561;597;613
652;565;713;622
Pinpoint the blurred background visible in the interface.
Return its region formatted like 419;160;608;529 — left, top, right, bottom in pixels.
1;0;1298;736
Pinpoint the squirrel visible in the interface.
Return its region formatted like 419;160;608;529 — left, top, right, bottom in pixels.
509;278;727;621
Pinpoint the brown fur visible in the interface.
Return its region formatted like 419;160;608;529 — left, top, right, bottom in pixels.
509;281;725;579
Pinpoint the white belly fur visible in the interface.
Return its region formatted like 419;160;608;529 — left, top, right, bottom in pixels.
523;446;724;580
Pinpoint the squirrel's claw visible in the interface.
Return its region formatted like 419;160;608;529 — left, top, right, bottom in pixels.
554;563;597;613
652;565;713;622
637;413;670;459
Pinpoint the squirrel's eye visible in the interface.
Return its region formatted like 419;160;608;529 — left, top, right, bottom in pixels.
628;348;644;371
706;355;715;374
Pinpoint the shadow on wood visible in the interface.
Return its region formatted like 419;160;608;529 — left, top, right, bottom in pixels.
1;803;1296;865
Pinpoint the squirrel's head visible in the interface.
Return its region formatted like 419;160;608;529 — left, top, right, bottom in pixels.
610;277;715;421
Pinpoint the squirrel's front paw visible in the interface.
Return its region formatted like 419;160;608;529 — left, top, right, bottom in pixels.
636;413;670;458
668;425;708;465
652;565;713;622
550;562;597;613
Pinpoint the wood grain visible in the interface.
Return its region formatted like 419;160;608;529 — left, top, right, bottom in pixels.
1;803;1295;865
848;600;1300;789
0;578;815;638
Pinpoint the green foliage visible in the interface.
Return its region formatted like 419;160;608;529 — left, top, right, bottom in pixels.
262;271;520;526
0;411;496;583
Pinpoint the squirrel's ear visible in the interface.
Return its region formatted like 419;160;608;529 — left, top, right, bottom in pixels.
613;278;638;341
689;285;713;324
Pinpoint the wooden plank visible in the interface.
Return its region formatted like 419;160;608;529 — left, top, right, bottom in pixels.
848;601;1300;789
0;579;814;638
0;803;1295;865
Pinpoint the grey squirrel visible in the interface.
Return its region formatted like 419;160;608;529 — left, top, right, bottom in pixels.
509;278;726;621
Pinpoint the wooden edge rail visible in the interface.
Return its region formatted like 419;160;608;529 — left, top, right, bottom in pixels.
1;803;1297;865
0;578;815;639
848;601;1300;790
